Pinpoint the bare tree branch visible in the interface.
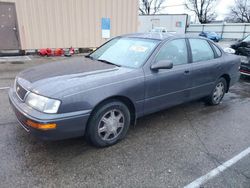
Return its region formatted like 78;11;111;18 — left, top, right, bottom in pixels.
139;0;166;15
185;0;217;23
225;0;250;23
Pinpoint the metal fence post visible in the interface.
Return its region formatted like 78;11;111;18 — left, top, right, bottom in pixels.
243;24;246;38
221;23;224;39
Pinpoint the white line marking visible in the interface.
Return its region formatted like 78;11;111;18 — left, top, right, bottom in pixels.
0;56;31;62
184;147;250;188
0;87;10;90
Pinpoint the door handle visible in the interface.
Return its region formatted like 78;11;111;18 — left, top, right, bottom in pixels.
184;70;190;75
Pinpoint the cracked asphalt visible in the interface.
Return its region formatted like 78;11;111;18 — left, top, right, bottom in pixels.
0;53;250;188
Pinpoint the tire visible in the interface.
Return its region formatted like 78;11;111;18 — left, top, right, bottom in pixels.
205;78;227;105
86;100;131;147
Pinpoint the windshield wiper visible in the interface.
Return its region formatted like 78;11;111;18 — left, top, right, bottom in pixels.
97;59;121;67
85;55;95;60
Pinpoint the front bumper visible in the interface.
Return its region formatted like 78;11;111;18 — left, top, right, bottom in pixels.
8;88;91;140
240;63;250;76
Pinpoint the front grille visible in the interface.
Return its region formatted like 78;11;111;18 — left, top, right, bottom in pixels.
14;107;27;125
16;81;28;101
240;65;250;72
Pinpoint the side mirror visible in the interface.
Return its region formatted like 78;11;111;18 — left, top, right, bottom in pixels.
151;60;173;70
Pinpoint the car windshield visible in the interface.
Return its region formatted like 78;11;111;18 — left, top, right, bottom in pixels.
243;35;250;42
89;37;159;68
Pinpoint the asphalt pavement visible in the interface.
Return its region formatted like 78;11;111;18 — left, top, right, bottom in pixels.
0;52;249;188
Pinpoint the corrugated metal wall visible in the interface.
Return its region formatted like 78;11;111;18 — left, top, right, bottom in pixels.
0;0;138;49
187;23;250;39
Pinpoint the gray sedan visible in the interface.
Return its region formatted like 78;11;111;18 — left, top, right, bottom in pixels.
9;33;240;147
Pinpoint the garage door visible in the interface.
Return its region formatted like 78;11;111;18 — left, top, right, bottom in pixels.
0;2;20;50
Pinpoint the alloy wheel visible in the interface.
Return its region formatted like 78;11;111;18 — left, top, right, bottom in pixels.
97;109;125;141
213;82;225;104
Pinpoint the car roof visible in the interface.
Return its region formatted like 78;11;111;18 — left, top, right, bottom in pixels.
121;32;201;41
122;33;174;40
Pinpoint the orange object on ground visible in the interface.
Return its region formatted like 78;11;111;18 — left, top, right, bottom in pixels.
54;48;64;56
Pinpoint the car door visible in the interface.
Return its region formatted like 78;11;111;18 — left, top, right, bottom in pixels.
188;38;223;99
143;38;192;115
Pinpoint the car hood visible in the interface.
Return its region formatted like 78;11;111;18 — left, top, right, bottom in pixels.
231;42;241;49
18;56;116;83
17;56;133;98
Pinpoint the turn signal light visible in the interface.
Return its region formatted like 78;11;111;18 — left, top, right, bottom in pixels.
26;120;57;130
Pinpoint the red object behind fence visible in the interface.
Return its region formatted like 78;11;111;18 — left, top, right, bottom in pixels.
39;48;53;56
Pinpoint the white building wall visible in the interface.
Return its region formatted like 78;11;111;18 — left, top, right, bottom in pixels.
138;14;189;34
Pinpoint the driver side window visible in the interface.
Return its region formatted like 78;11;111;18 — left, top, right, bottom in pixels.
155;39;188;66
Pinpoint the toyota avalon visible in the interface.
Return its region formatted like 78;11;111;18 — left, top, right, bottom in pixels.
9;33;241;147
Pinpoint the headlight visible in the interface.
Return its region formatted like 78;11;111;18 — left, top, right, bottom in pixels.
241;56;250;64
25;92;61;114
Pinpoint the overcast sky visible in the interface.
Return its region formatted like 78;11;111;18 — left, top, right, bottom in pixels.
161;0;235;21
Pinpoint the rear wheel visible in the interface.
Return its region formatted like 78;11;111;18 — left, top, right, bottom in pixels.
206;78;227;105
86;100;131;147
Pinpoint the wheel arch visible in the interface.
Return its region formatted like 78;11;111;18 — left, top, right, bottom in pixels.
220;74;231;92
87;95;137;127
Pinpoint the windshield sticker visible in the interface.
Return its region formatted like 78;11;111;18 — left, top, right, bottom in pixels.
129;45;148;52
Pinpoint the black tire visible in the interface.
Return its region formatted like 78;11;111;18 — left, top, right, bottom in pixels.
86;100;131;147
205;78;227;105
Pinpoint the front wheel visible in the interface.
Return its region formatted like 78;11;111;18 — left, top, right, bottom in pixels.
86;100;131;147
205;78;227;105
